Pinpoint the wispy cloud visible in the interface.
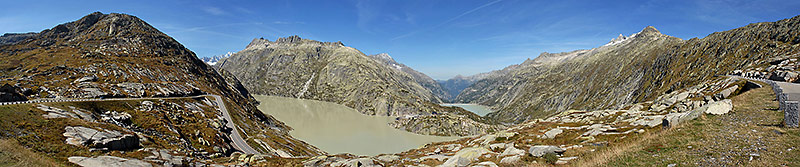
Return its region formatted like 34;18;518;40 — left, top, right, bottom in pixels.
391;0;503;40
272;21;305;25
202;7;227;16
355;0;383;33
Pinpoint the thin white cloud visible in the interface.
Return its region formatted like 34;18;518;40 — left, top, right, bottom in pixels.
391;0;502;40
272;21;306;25
202;7;227;16
355;0;382;33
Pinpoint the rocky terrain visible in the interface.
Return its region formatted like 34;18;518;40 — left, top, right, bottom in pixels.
216;36;500;136
368;53;451;101
302;76;765;166
457;15;800;124
0;12;323;166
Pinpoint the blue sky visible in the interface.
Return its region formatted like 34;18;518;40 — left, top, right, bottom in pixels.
2;0;799;80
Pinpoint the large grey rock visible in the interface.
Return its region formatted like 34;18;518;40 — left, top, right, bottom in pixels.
116;82;146;97
499;155;521;164
704;99;733;115
68;156;152;167
631;115;665;127
376;154;399;162
582;124;615;136
143;149;190;167
541;128;563;139
528;145;565;157
500;146;526;157
663;109;704;128
441;147;490;167
474;161;498;167
74;76;98;83
79;88;108;98
63;126;139;150
419;154;449;161
716;85;739;99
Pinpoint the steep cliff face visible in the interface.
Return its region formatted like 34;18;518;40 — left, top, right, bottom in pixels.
0;12;323;159
460;16;800;124
218;36;447;116
368;53;450;101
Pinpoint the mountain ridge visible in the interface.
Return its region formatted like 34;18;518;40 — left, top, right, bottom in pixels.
0;12;324;163
458;16;800;123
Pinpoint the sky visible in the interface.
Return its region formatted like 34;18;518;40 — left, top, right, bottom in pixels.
2;0;800;80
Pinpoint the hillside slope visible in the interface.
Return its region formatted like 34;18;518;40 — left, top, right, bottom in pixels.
0;12;323;164
459;15;800;124
217;36;444;116
368;53;451;101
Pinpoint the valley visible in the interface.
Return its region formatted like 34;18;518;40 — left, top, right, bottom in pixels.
255;95;459;156
0;3;798;166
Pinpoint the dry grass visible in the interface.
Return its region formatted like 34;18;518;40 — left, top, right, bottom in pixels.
0;139;61;167
571;127;671;167
582;84;800;166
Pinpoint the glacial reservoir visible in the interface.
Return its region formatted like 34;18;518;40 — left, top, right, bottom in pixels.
255;95;459;156
439;103;495;116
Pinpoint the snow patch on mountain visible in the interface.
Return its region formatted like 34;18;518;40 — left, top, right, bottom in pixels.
201;52;234;65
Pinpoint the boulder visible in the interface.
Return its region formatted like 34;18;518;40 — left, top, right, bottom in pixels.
629;104;644;111
631;115;665;127
541;128;563;139
441;147;490;167
662;109;704;128
74;76;98;83
419;154;449;161
63;126;139;150
582;124;615;136
474;161;498;167
528;145;565;157
144;149;190;167
488;143;508;151
68;156;151;167
716;85;739;99
79;88;108;98
704;99;733;115
100;111;132;125
376;154;399;162
499;155;521;164
500;146;526;157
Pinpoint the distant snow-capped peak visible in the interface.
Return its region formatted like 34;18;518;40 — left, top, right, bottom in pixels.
201;52;234;65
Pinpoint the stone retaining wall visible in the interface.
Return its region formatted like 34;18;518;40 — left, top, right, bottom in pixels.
738;76;798;128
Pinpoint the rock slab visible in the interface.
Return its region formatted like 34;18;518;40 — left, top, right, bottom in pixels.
63;126;139;150
529;145;565;157
69;156;152;167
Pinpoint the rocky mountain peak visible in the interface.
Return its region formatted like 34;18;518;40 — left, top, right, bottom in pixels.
276;35;304;43
245;38;271;49
637;26;662;36
40;12;161;40
370;53;397;63
604;34;628;46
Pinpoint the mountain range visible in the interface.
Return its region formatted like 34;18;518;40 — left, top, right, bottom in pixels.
1;10;799;167
457;19;800;123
